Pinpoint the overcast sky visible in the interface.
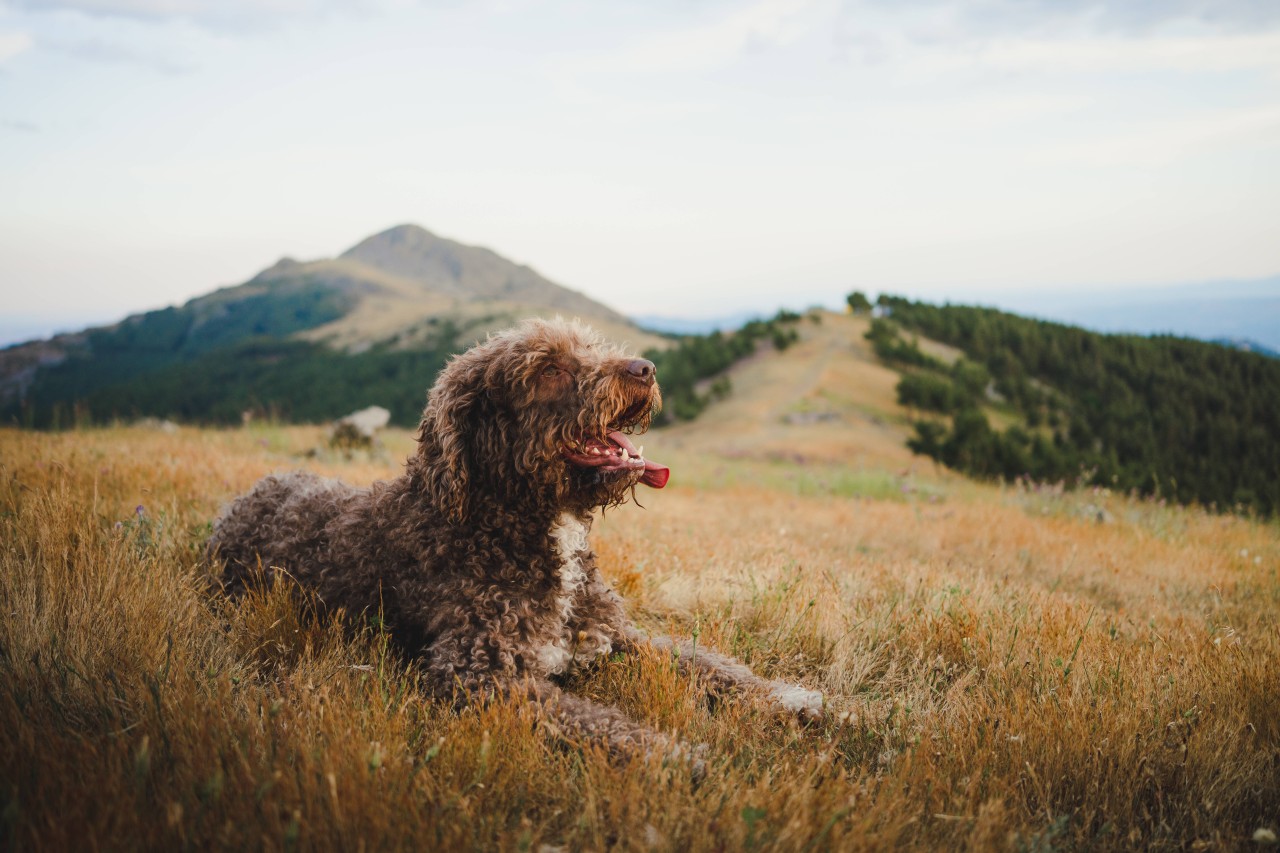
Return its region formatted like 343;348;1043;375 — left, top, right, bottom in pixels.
2;0;1278;338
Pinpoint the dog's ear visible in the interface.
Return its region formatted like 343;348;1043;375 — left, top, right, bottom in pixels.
416;352;488;525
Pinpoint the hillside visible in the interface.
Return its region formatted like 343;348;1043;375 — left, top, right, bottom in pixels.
260;225;652;352
0;225;665;427
655;311;921;473
858;296;1280;516
630;301;1280;519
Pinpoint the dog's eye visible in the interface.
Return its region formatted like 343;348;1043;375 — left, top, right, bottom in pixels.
542;364;564;378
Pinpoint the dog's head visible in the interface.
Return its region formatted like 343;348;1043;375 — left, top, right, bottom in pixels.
415;318;667;523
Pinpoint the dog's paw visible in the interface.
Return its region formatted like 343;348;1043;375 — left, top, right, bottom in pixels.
654;738;708;783
767;682;825;724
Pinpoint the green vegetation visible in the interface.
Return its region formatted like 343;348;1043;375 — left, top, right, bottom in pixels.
646;312;803;421
866;295;1280;515
895;371;963;413
864;318;944;370
17;339;452;428
845;291;872;314
6;283;362;427
9;294;808;430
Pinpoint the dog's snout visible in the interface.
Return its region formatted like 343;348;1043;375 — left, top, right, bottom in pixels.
625;358;656;385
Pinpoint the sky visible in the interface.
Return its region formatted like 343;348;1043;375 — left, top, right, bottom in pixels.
2;0;1279;343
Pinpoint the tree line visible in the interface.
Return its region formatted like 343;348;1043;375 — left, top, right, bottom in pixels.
644;312;803;421
856;293;1280;515
13;338;456;429
6;293;805;430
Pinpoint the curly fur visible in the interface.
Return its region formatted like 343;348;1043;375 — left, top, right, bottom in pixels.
208;318;822;762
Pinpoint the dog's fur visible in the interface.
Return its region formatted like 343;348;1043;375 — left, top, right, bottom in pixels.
208;318;822;760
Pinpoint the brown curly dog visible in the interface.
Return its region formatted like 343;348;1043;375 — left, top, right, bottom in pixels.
208;318;822;763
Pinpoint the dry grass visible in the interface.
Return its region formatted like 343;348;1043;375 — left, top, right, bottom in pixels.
2;422;1277;851
662;313;923;472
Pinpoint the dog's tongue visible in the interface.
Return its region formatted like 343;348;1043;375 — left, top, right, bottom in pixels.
640;459;670;489
608;430;670;489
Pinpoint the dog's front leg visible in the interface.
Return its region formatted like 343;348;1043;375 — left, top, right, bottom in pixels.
506;678;705;777
561;559;631;670
619;626;825;723
571;556;824;721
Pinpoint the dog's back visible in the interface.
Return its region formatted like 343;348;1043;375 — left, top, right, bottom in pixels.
209;471;362;596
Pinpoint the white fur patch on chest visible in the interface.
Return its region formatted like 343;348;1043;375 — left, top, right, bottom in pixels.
536;512;591;674
550;512;590;579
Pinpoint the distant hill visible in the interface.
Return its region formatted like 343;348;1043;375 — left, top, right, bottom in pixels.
1214;338;1279;359
633;311;766;336
864;296;1280;516
0;225;665;427
987;277;1280;352
341;225;629;318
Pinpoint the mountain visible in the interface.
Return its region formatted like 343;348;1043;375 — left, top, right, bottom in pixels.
0;225;665;426
986;277;1280;352
1213;338;1280;359
232;225;648;351
341;225;629;319
633;311;767;336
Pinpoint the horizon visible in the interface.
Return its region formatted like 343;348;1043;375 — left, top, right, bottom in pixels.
2;226;1277;351
3;0;1279;345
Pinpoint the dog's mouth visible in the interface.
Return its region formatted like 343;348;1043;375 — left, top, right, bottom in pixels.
561;430;670;489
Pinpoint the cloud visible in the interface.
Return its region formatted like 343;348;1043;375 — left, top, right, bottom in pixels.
849;0;1280;38
571;0;834;75
984;0;1280;35
828;1;1280;78
831;1;1280;69
6;0;402;31
0;30;33;63
1;118;40;132
913;29;1280;76
45;37;196;74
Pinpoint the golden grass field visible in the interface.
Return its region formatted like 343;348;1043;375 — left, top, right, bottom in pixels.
2;315;1278;850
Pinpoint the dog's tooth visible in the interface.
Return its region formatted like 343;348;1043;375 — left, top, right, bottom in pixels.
637;446;644;457
621;449;630;461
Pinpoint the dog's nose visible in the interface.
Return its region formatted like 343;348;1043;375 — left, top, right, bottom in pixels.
626;358;656;385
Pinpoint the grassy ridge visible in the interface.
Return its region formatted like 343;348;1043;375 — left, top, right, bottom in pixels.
1;425;1277;849
871;297;1280;516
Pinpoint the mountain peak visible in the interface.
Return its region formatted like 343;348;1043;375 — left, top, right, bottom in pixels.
249;256;305;283
338;224;626;322
0;224;649;412
342;223;440;255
